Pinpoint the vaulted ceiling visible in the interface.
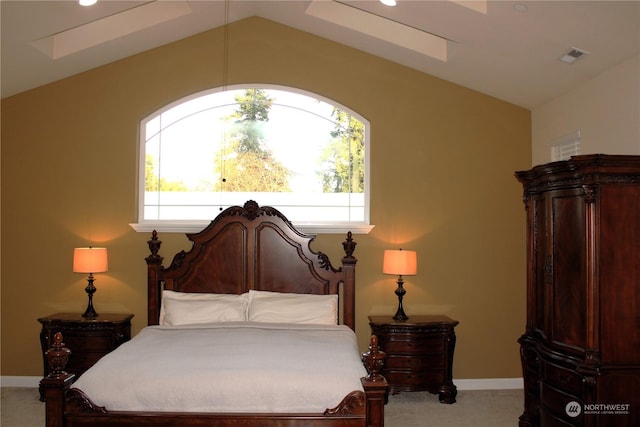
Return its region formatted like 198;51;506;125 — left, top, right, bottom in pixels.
2;0;639;108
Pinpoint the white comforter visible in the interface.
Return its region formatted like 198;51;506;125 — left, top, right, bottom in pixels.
72;322;367;413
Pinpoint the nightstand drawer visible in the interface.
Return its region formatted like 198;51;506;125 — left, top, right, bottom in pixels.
68;352;107;373
59;333;114;353
384;369;446;386
369;315;458;402
379;337;445;355
385;354;444;370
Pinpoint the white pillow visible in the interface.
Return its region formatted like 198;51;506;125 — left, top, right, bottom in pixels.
160;290;248;325
248;290;338;325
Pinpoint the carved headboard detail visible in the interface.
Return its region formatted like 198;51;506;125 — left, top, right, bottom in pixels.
145;200;358;329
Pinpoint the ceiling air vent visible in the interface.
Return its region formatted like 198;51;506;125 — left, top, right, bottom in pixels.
559;47;589;64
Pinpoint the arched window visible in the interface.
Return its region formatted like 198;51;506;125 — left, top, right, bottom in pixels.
132;85;372;234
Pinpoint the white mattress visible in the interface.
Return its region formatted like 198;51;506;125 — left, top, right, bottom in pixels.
71;322;367;413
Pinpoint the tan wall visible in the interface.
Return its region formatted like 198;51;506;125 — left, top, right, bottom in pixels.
532;54;640;165
1;17;531;379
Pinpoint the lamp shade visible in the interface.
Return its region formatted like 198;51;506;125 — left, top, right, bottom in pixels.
73;247;108;273
383;249;417;276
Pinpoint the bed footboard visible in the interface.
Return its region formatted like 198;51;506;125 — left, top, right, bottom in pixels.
41;333;388;427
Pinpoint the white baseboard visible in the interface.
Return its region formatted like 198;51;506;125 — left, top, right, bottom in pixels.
455;377;523;390
1;376;41;388
1;375;523;390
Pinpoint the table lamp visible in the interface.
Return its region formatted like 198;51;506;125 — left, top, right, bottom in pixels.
73;247;108;318
383;249;417;321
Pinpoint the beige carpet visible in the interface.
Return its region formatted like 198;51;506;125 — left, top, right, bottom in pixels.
1;388;43;427
385;389;522;426
1;387;523;426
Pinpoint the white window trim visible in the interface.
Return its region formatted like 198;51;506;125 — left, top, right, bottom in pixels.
130;84;374;234
129;220;374;235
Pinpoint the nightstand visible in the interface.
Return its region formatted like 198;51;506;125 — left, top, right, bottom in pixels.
38;313;133;399
369;315;459;403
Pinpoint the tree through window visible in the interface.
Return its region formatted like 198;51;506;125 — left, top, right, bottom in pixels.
136;85;371;233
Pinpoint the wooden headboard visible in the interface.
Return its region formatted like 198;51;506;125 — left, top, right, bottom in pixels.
145;200;358;329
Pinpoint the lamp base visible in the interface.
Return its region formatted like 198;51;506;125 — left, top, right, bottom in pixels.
82;274;98;319
82;305;98;319
393;276;409;322
392;309;409;322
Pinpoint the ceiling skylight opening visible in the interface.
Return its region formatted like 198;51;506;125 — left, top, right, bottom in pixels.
306;0;448;62
449;0;487;14
380;0;397;6
32;0;192;59
78;0;98;6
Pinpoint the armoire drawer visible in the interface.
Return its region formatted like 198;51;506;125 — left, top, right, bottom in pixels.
541;359;584;396
539;381;582;426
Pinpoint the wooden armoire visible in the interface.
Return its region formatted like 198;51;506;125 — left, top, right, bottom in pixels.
515;154;640;427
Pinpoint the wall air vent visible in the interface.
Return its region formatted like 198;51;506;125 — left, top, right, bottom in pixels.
551;131;581;161
559;47;589;64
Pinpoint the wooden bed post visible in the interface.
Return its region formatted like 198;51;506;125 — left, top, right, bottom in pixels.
146;230;164;325
341;231;357;330
362;335;388;427
363;379;387;427
40;332;75;427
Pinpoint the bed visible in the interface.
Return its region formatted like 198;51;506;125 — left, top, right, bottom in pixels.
41;200;388;427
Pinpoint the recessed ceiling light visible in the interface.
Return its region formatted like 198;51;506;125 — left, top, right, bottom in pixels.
79;0;98;6
380;0;397;6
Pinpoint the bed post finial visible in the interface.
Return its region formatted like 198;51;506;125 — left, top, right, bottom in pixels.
146;230;163;263
46;332;71;375
342;231;356;259
362;335;386;382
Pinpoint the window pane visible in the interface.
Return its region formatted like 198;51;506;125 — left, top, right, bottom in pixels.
139;86;369;228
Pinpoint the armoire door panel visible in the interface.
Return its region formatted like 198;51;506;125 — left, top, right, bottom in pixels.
533;195;549;337
599;185;640;365
550;193;587;351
